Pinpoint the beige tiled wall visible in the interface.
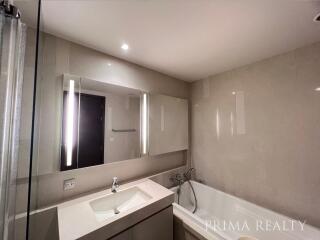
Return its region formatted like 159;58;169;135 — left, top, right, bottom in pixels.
191;42;320;228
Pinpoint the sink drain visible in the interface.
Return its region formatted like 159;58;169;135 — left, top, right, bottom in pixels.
114;208;120;214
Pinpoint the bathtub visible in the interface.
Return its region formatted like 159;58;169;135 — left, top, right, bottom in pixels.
171;181;320;240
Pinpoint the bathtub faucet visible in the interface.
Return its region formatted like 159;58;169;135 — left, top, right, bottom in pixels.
170;168;198;214
170;168;195;184
170;173;184;185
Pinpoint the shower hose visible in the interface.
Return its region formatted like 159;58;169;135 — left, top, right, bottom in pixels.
177;171;198;214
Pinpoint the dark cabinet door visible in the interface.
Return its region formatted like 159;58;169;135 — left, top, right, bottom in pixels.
108;230;132;240
109;207;173;240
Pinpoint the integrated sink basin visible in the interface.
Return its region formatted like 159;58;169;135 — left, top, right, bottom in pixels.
89;186;152;222
58;179;174;240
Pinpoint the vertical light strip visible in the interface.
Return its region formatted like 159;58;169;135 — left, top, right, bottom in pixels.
66;80;75;166
142;93;148;154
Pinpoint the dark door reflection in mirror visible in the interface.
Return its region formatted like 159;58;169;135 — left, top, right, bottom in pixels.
78;94;105;169
61;92;105;171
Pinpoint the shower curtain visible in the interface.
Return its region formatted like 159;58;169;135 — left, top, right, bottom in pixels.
0;6;26;240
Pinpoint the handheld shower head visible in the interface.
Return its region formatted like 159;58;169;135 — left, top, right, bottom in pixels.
183;168;195;181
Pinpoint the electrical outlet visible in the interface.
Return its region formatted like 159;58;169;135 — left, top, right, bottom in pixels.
63;178;76;191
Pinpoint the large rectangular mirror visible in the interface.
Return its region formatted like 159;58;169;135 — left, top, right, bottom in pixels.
60;75;146;171
32;73;187;174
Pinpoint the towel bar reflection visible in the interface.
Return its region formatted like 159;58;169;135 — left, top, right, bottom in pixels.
112;129;136;132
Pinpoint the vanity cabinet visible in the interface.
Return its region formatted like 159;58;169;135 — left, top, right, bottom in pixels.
109;206;173;240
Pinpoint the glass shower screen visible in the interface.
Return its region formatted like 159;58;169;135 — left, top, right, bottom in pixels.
0;4;26;240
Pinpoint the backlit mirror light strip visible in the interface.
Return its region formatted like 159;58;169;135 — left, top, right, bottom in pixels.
66;80;75;166
142;93;148;155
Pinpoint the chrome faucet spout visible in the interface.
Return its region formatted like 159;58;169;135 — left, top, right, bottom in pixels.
111;177;119;193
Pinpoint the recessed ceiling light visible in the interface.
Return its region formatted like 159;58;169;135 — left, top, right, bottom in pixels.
232;91;236;95
107;63;112;67
121;43;129;50
315;87;320;91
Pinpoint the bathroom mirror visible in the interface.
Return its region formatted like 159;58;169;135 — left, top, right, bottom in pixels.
60;75;145;171
60;75;144;171
27;70;187;175
148;94;188;156
29;70;187;175
31;73;147;174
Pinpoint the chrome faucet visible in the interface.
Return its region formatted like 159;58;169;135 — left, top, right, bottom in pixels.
111;177;119;193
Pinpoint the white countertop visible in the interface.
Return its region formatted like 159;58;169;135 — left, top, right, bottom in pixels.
57;178;174;240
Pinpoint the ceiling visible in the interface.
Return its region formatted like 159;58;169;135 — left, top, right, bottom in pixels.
16;0;320;82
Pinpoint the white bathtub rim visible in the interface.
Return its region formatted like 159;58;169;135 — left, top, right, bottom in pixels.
173;202;249;240
171;181;320;240
173;202;225;240
178;181;319;233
